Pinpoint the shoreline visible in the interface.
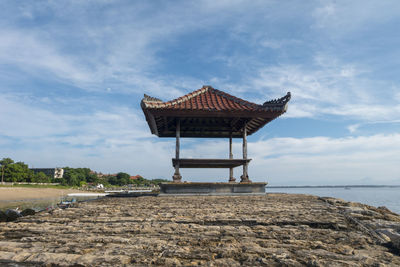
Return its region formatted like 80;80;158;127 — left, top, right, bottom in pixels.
1;187;399;216
0;187;82;210
0;187;81;202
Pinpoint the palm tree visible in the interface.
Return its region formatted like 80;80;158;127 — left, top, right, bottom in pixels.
0;158;14;184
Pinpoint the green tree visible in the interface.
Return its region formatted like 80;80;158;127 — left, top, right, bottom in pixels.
5;162;30;182
116;172;131;186
86;172;99;184
0;158;14;184
32;172;50;183
61;167;98;187
107;175;118;185
62;170;80;186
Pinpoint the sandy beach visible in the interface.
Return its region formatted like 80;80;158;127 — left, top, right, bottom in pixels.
0;187;81;202
0;194;399;266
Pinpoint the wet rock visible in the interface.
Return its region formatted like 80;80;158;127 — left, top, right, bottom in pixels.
0;210;7;222
392;237;400;252
20;208;35;217
5;209;21;222
378;206;392;213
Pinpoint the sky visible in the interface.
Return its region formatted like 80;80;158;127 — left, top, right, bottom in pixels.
0;0;399;185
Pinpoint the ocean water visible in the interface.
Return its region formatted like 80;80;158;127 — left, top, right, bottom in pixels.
266;187;400;214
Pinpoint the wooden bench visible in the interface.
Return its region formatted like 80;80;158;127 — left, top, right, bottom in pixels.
172;158;251;168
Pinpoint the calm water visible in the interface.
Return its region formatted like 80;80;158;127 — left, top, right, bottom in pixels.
267;187;400;214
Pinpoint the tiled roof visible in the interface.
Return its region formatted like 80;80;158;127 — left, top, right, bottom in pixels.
141;85;290;112
141;86;291;137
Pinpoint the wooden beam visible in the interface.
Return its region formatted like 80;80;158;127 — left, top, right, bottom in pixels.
229;132;235;182
172;119;182;182
148;114;159;136
157;131;244;138
242;123;247;161
148;109;283;118
176;119;180;160
230;117;241;128
163;116;168;132
240;122;251;182
172;158;251;168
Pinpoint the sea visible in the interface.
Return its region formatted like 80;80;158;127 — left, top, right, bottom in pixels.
266;186;400;214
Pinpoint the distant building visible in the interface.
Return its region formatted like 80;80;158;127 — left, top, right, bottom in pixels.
96;184;104;189
30;168;64;179
90;171;118;178
130;175;143;180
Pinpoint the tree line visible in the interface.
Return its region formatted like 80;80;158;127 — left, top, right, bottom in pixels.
0;157;168;187
0;158;51;183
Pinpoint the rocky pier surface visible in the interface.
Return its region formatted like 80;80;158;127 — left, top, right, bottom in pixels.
0;194;400;266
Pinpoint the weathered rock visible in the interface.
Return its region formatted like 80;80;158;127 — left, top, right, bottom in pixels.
376;228;400;242
393;237;400;253
20;208;36;217
0;194;399;266
0;210;7;222
5;209;21;222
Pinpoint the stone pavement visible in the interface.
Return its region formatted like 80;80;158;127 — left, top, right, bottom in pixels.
0;194;399;266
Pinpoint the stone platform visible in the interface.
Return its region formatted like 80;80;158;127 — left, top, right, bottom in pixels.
1;194;400;266
159;182;266;195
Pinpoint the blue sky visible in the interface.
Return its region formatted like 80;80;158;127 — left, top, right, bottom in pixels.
1;1;399;185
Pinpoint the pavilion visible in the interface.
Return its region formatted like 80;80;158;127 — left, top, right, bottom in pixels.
141;85;291;189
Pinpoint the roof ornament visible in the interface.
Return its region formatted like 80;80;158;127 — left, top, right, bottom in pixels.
262;92;291;107
143;94;162;102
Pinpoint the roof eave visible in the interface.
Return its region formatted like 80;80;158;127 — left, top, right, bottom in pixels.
141;102;159;136
142;108;286;119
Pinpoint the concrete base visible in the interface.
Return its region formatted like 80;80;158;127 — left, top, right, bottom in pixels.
159;182;266;195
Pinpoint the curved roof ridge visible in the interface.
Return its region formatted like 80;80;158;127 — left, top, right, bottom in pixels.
211;88;261;109
143;94;162;103
141;86;291;111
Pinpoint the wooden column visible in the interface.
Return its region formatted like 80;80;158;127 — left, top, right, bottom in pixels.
172;119;182;182
228;132;236;182
240;122;250;182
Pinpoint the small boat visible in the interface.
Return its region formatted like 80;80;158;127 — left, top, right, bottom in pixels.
57;198;76;209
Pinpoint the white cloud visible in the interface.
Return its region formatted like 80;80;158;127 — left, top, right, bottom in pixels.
251;134;400;185
259;39;302;49
0;94;68;138
395;92;400;102
0;94;151;146
0;30;93;84
347;124;360;133
312;1;400;34
177;134;400;185
0;1;267;98
228;54;400;121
